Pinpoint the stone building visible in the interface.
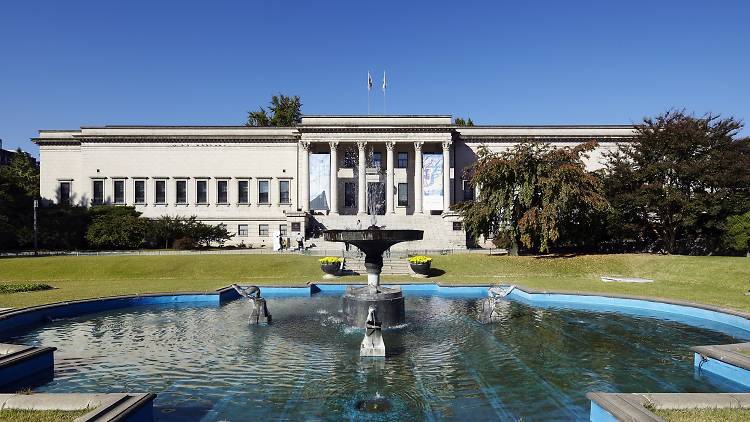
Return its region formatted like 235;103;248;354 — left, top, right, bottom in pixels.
34;115;635;249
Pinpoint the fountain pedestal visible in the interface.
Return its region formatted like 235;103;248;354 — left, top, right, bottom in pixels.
323;229;423;329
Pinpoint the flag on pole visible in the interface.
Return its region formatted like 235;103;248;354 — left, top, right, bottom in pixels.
368;71;373;91
382;71;387;93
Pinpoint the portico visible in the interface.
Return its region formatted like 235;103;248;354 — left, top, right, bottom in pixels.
297;115;454;216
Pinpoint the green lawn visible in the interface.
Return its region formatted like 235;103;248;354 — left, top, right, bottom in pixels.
0;253;749;311
0;408;92;422
653;408;750;422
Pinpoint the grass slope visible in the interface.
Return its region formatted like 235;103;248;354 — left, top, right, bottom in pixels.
0;253;748;311
0;408;92;422
654;408;750;422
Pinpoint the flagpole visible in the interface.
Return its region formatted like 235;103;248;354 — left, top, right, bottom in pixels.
382;71;387;114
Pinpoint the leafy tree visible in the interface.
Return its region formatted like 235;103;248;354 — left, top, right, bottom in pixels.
145;215;231;249
86;206;147;249
454;117;475;126
454;141;609;254
604;111;750;254
246;94;302;127
37;205;90;250
723;211;750;256
0;150;39;250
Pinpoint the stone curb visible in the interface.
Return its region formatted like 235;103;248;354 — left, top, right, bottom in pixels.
0;392;156;422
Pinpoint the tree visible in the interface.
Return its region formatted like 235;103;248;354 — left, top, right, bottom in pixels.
0;150;39;250
454;141;609;254
604;111;750;254
454;117;475;126
724;211;750;256
86;206;147;249
145;215;232;249
246;94;302;127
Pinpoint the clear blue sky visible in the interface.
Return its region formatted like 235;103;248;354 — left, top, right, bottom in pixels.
1;0;748;156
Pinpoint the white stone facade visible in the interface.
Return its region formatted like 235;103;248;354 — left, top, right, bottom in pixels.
34;116;635;249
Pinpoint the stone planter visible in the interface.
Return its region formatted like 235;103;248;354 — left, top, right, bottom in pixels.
410;262;431;277
321;263;340;278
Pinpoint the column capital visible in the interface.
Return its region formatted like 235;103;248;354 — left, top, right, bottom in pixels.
414;141;424;151
299;140;311;151
328;140;339;150
357;141;368;151
385;141;395;151
442;140;453;150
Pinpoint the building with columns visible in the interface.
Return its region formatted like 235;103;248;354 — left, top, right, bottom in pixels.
34;115;636;249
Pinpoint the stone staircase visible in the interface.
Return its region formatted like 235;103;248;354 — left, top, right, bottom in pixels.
341;255;412;275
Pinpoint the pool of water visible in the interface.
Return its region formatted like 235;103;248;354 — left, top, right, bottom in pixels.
3;294;749;421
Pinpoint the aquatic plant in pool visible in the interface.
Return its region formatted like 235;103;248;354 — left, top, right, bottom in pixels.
2;289;749;421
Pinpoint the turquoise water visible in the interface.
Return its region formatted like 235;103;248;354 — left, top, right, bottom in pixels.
3;295;748;421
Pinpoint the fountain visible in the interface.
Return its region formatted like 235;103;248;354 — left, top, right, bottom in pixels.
323;228;422;328
324;145;424;329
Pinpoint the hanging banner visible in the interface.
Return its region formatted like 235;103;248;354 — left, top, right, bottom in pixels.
309;153;330;210
422;152;443;211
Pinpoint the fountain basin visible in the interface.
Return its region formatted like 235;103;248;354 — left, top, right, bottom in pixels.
324;229;422;328
343;285;405;328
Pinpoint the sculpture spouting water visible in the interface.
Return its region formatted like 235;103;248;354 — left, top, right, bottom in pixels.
360;305;385;357
232;284;272;324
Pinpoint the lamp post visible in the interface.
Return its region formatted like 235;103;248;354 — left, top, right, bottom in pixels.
33;199;38;256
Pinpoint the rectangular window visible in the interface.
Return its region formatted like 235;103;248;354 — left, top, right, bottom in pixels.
217;180;228;204
372;151;382;168
463;180;474;201
155;180;166;204
238;180;249;204
238;224;248;237
114;180;125;204
397;152;408;168
398;183;408;207
279;180;290;204
197;180;208;204
280;224;287;236
344;182;355;207
291;222;301;232
135;180;146;204
258;180;269;204
259;224;269;236
176;180;187;204
59;181;71;205
93;180;104;205
453;221;463;231
343;152;356;168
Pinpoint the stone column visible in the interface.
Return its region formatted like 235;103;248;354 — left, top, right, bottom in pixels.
329;141;339;215
442;140;452;213
357;141;367;215
300;141;310;212
414;141;423;214
385;141;395;214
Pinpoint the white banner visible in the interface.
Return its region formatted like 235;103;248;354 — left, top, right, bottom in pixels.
422;153;443;211
309;153;330;210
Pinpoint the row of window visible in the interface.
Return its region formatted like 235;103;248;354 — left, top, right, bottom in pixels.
340;152;409;169
340;182;410;207
237;222;301;237
61;178;439;208
76;179;291;206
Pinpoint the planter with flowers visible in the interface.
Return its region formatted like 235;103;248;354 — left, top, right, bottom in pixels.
408;255;432;277
319;256;343;278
